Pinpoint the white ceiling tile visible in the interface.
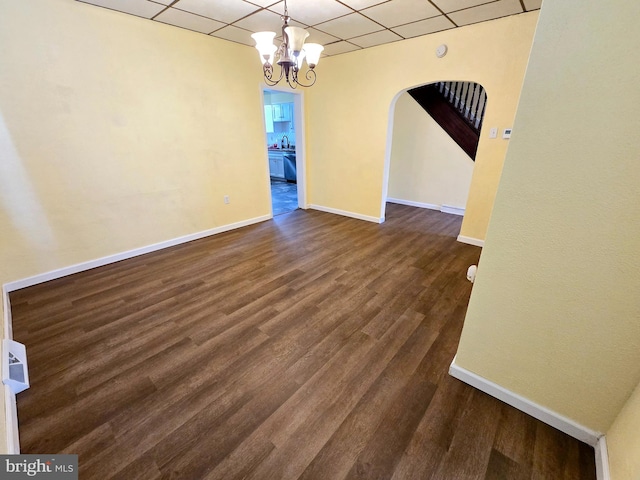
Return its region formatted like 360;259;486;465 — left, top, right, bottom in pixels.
448;0;523;26
523;0;542;10
78;0;165;19
154;8;225;34
234;8;285;31
268;0;352;26
430;0;494;14
362;0;440;28
245;0;280;6
321;41;362;56
210;25;255;46
305;27;340;46
339;0;388;9
234;8;306;32
78;0;533;56
349;29;402;48
315;13;383;39
172;0;260;23
392;15;455;38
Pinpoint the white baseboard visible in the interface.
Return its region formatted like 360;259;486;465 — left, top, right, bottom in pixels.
449;359;602;447
457;235;485;247
308;205;383;224
386;198;466;217
0;213;271;455
2;291;18;453
3;215;271;294
441;204;465;216
595;436;611;480
4;387;19;454
386;198;439;211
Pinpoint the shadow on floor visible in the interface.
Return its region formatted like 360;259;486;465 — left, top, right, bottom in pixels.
271;179;298;216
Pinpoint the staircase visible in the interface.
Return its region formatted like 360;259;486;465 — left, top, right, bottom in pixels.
408;81;487;160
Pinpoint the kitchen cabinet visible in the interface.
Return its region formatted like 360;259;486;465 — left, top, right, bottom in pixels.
272;103;292;122
268;151;285;179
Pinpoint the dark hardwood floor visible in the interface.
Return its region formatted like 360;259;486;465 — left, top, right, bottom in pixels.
10;204;596;479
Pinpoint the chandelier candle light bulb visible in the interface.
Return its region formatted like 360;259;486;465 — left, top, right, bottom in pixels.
251;0;324;88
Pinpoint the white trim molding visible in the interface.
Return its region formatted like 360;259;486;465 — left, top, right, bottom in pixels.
595;436;611;480
386;198;466;217
457;235;484;247
4;388;19;454
449;359;602;447
440;204;465;216
386;198;439;211
308;205;383;224
3;215;271;294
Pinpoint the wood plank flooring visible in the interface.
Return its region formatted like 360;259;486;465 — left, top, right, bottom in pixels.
10;204;596;479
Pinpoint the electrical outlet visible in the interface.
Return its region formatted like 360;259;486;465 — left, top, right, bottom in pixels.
489;127;498;139
224;195;230;204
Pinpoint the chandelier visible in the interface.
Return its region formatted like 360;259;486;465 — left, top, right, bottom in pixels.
251;0;324;88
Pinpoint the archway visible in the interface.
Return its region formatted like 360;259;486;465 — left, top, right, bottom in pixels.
381;81;488;232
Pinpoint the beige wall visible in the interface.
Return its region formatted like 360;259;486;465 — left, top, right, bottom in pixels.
0;0;271;289
305;12;537;235
0;0;273;451
388;92;474;211
455;0;640;449
608;380;640;479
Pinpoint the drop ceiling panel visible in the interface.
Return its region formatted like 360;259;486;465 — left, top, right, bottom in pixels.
339;0;388;9
155;8;225;34
430;0;494;14
268;0;352;26
305;27;341;45
448;0;522;26
211;25;255;46
234;8;290;32
243;0;279;6
523;0;543;11
76;0;540;55
362;0;440;28
315;13;383;39
78;0;165;19
322;41;362;56
350;29;403;48
391;15;455;37
172;0;260;24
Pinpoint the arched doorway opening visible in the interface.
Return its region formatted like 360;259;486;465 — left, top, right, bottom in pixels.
381;81;488;231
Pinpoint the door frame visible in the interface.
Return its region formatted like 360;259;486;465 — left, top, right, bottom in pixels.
259;85;307;214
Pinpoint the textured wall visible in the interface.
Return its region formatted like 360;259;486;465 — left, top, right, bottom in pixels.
455;0;640;438
0;0;270;287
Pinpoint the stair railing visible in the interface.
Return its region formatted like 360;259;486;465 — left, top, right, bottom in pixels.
436;81;486;131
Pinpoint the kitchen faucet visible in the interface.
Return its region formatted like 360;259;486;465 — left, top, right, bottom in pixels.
281;135;290;149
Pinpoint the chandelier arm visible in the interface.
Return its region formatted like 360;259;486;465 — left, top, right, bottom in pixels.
292;68;316;88
263;63;285;86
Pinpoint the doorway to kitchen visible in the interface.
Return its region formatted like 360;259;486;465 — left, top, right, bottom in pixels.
262;88;302;216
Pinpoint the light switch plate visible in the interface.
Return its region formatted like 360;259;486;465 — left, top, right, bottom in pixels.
489;127;498;139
